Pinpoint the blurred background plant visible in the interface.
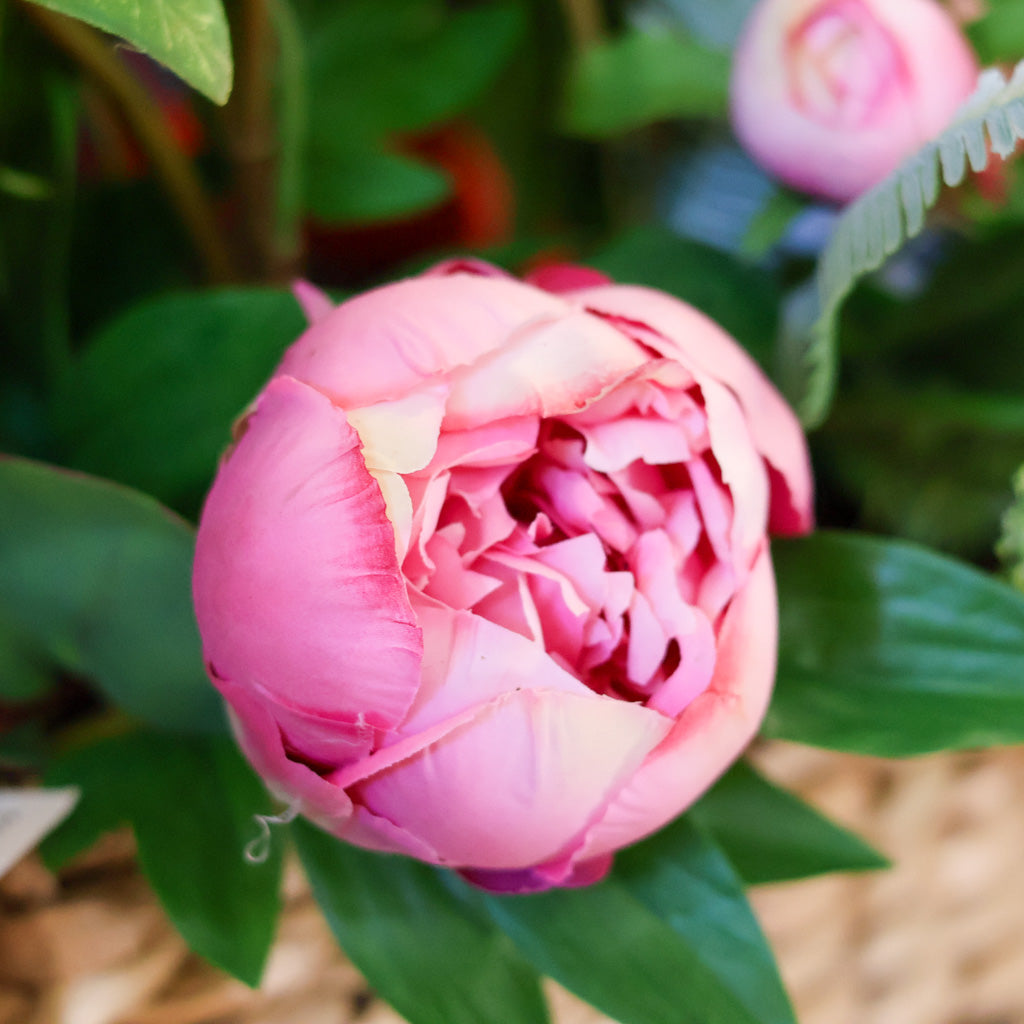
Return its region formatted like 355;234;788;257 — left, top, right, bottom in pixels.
4;1;1024;1022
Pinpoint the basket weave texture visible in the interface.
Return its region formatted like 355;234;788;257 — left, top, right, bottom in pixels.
1;741;1022;1024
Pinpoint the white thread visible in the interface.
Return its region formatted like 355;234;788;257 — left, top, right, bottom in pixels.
244;802;301;864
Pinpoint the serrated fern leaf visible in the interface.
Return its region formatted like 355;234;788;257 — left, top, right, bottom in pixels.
997;464;1024;592
785;60;1024;429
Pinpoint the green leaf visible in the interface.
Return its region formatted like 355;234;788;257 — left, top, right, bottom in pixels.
293;821;549;1024
307;1;524;138
767;531;1024;755
306;145;451;223
590;226;779;369
0;616;55;702
689;760;887;884
24;0;233;104
483;825;794;1024
302;0;523;224
53;289;305;513
0;457;222;733
42;731;282;985
789;60;1024;428
967;1;1024;64
562;27;730;138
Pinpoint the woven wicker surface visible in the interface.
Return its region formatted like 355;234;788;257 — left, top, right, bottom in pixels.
1;741;1022;1024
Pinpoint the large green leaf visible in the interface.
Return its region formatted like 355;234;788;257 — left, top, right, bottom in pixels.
786;60;1024;428
294;821;549;1024
562;26;729;137
483;824;794;1024
42;731;283;985
52;289;305;513
0;457;221;733
690;760;887;884
24;0;233;104
767;531;1024;755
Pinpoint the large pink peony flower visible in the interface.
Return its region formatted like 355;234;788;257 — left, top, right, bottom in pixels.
193;260;813;893
730;0;979;202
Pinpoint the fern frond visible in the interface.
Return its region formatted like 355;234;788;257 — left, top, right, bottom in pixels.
785;59;1024;428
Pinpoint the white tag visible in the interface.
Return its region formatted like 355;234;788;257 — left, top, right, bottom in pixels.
0;787;80;879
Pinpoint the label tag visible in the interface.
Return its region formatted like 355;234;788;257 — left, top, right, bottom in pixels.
0;788;80;879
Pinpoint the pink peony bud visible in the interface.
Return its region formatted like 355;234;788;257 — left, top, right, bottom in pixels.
193;261;813;893
730;0;979;201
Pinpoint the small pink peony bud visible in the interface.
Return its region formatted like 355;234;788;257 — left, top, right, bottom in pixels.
730;0;979;201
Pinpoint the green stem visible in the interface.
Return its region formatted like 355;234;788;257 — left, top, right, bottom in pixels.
558;0;604;49
269;0;306;275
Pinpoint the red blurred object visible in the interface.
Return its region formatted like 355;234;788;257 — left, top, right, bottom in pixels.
77;52;205;182
305;121;514;287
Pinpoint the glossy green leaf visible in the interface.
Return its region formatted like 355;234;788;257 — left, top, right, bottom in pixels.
0;457;221;733
767;531;1024;755
42;731;282;985
24;0;233;104
562;27;729;137
53;289;305;512
690;760;887;884
483;826;794;1024
590;226;778;369
294;821;549;1024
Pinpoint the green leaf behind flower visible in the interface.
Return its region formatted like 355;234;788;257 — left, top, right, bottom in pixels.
52;288;305;516
690;759;888;884
482;820;795;1024
768;531;1024;755
294;821;550;1024
42;730;282;986
0;457;221;733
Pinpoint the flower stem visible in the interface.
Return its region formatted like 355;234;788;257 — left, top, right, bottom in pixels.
225;0;301;281
558;0;605;49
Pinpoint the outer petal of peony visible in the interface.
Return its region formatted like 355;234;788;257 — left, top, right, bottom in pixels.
193;375;423;766
558;283;814;534
730;0;978;201
274;274;571;408
351;685;672;870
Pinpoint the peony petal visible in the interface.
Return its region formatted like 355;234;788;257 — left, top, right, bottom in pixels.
443;310;649;429
346;384;447;474
571;543;778;861
354;686;672;868
275;274;569;408
568;286;814;534
193;375;423;766
525;263;612;295
292;280;335;325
